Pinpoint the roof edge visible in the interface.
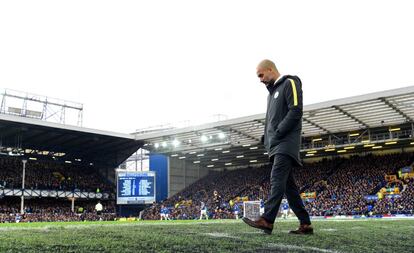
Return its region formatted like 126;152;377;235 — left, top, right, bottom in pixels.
0;114;135;140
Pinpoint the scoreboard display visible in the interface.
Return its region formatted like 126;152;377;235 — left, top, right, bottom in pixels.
116;171;156;205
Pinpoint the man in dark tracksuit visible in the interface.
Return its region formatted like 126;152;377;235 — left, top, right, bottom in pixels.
242;59;313;235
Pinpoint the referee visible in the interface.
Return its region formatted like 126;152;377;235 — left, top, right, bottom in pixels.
242;59;313;235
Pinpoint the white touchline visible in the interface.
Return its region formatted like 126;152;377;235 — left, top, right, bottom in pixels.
267;243;342;253
203;232;241;239
320;228;337;232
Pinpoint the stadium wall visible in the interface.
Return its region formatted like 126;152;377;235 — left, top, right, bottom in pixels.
168;158;208;197
149;154;169;202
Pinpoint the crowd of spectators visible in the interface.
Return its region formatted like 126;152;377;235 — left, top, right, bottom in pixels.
142;152;414;220
0;157;113;193
305;153;413;216
372;177;414;215
0;197;116;223
1;152;413;222
0;156;116;223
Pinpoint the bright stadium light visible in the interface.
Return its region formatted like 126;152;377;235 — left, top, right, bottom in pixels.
178;156;186;159
344;146;355;150
172;139;180;147
385;141;397;145
171;154;178;157
325;148;336;152
154;143;160;149
222;150;230;153
372;146;383;149
197;154;204;157
307;150;317;154
225;163;232;166
8;150;23;156
29;157;37;160
349;133;359;137
249;160;257;163
214;148;223;151
207;165;214;168
218;132;226;139
162;142;167;148
306;154;315;157
201;135;208;142
250;147;258;150
337;150;347;153
211;158;219;161
242;144;251;147
236;155;244;158
193;161;200;164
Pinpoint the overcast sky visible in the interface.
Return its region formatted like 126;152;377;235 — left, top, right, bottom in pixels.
1;0;413;134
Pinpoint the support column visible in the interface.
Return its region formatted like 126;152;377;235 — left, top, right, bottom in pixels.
71;198;75;213
20;159;27;214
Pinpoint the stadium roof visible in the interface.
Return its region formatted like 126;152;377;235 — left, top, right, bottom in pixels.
0;113;142;169
135;86;414;168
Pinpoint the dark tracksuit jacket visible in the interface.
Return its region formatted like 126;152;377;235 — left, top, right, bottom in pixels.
264;75;303;167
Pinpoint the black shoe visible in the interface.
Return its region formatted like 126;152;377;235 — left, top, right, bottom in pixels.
242;217;273;235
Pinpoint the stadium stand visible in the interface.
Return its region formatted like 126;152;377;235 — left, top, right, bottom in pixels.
1;152;412;222
0;198;116;222
304;153;413;216
0;157;113;193
142;152;414;220
372;177;414;215
0;156;117;222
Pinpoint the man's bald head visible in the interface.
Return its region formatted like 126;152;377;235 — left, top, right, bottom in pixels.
256;59;280;86
257;59;278;72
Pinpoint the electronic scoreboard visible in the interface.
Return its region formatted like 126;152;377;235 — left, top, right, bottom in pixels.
116;170;156;204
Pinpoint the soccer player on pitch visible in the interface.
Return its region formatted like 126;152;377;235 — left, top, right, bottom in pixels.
282;200;289;219
160;205;170;220
199;201;208;220
233;203;240;220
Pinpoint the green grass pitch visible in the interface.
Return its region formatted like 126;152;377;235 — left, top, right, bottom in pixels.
0;219;413;252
